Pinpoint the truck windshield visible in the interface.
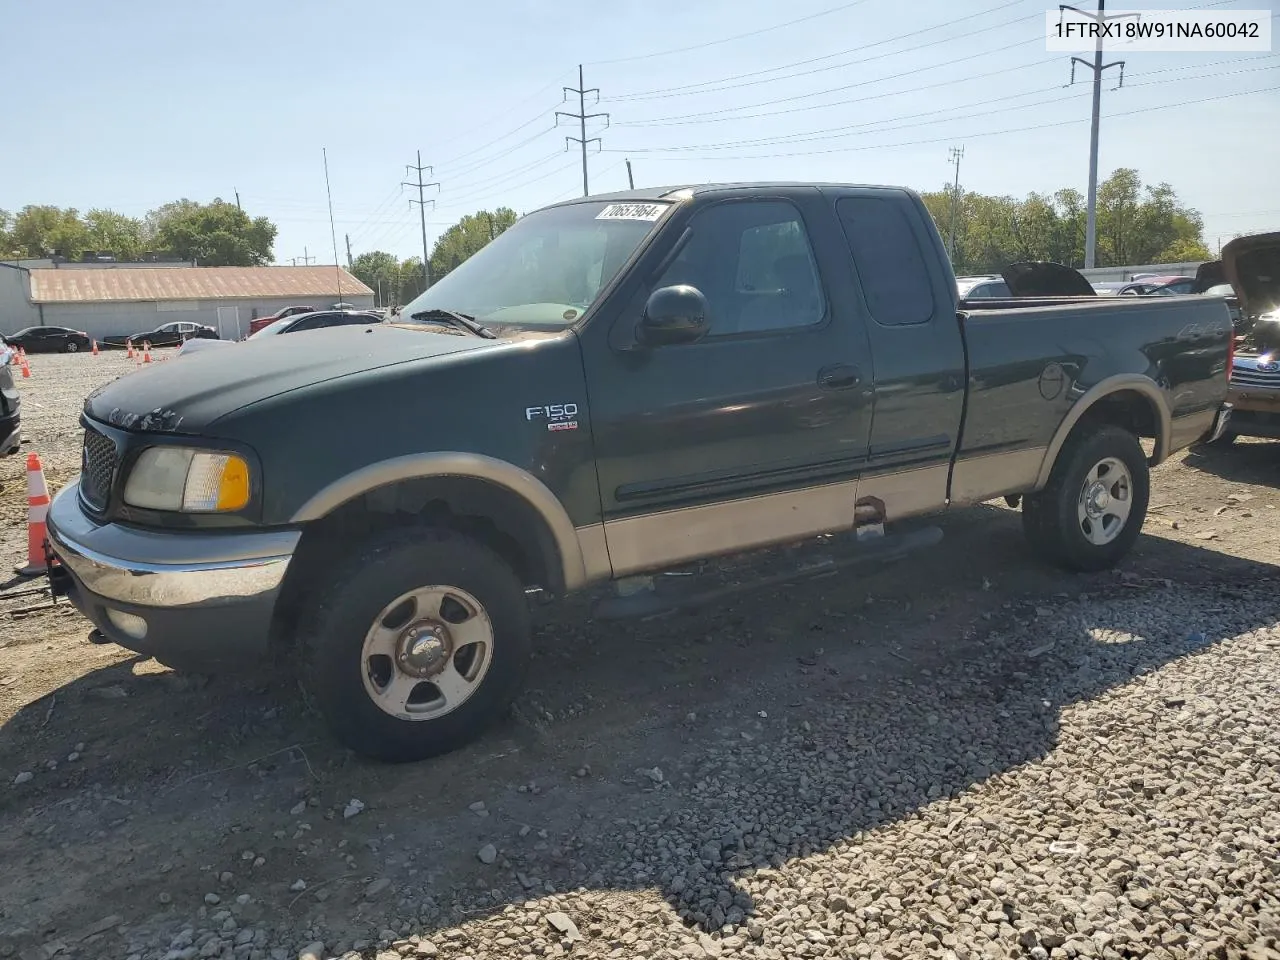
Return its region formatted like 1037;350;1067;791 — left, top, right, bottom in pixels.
400;200;670;331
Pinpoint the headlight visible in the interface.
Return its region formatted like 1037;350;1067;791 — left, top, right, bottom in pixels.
123;447;251;512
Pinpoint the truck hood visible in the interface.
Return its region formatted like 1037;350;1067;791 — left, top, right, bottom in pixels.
83;325;494;433
1002;261;1096;297
1223;230;1280;318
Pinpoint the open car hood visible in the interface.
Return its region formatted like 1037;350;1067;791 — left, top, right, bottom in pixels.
1001;261;1096;297
1190;259;1226;294
1223;231;1280;318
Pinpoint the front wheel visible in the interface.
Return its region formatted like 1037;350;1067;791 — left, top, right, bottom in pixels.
1022;424;1150;572
300;528;531;763
64;340;79;353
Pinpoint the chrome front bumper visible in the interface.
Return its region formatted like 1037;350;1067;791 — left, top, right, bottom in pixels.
46;479;299;608
45;479;301;670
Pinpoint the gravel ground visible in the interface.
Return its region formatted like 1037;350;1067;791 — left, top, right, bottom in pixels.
1;354;1278;960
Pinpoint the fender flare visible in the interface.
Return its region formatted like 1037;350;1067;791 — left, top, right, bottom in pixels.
1034;374;1172;489
290;452;589;590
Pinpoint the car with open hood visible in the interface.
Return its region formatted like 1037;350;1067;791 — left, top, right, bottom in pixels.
1197;231;1280;445
42;182;1233;763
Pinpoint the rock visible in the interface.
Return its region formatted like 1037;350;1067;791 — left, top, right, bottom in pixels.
289;880;306;893
365;878;392;900
477;844;497;865
414;944;438;958
289;801;306;816
297;944;325;960
545;913;582;942
203;894;220;905
12;771;33;785
468;801;487;815
343;799;365;819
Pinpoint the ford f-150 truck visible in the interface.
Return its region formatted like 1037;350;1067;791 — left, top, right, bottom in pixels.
44;183;1234;762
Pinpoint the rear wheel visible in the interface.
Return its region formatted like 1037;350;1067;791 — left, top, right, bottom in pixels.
299;527;531;763
1022;424;1150;572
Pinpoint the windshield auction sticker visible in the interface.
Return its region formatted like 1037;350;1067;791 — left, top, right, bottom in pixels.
596;203;667;221
1046;8;1271;51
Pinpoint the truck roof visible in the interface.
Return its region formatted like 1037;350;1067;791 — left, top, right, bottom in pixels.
544;182;915;207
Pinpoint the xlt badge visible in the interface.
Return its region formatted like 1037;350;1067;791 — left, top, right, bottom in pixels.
526;403;579;432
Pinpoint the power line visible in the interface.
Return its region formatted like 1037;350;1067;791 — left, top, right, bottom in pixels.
556;65;609;197
604;62;1275;155
602;83;1278;162
403;151;440;287
584;0;875;66
604;0;1031;101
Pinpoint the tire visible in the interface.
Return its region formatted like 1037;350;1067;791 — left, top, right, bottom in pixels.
1021;424;1150;573
299;527;531;763
65;340;79;353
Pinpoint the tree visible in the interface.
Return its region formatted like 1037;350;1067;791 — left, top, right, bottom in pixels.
148;198;276;266
428;208;517;284
0;209;14;258
11;205;91;259
83;208;145;260
350;250;401;301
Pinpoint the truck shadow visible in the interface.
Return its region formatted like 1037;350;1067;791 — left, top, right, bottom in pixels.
0;503;1276;950
1182;438;1280;486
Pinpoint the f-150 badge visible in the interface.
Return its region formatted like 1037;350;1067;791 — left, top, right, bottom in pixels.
526;403;579;432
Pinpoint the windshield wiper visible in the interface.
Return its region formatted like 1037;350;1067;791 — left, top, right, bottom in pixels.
408;308;497;339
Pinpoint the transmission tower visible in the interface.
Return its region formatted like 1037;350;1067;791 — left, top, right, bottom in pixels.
556;65;609;198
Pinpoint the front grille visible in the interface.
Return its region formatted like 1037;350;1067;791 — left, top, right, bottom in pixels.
80;427;118;509
1232;367;1280;389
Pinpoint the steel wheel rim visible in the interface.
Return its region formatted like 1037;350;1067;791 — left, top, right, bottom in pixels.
359;584;494;721
1076;456;1133;546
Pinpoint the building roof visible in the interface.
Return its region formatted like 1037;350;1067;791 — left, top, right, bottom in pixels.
28;265;373;304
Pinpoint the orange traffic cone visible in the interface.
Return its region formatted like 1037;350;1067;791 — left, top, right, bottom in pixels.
126;340;135;359
20;355;30;378
143;344;152;364
15;452;53;577
91;340;99;356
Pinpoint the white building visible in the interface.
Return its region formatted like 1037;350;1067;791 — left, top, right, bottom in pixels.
0;264;374;340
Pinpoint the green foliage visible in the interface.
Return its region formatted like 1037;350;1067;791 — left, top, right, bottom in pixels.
428;208;517;284
920;168;1209;273
151;198;276;266
84;209;145;261
1;198;277;265
11;205;90;259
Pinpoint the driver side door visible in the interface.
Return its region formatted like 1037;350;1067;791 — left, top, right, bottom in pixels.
583;192;874;576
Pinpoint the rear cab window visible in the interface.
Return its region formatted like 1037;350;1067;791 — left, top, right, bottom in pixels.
835;195;936;326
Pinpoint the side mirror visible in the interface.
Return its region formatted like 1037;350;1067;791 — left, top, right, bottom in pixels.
639;284;710;346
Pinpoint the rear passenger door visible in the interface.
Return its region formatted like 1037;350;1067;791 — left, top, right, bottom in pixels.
831;190;967;518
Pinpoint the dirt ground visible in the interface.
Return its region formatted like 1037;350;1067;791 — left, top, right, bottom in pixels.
1;352;1278;960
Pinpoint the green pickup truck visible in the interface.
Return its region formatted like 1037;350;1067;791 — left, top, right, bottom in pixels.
46;183;1233;762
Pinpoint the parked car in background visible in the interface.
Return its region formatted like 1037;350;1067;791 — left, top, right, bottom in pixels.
1116;276;1197;297
1;326;92;353
248;309;382;339
248;305;317;337
175;310;383;357
0;344;19;456
103;322;218;349
955;275;1011;299
1200;231;1280;446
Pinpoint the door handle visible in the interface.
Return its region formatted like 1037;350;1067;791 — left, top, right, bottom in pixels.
817;364;861;390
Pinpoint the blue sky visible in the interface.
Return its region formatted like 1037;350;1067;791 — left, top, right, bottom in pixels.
3;0;1277;264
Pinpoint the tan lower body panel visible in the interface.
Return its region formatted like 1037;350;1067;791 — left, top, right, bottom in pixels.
948;448;1047;504
598;462;951;579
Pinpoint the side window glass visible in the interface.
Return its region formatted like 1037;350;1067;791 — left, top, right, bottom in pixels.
836;196;935;326
653;200;824;337
988;281;1011;298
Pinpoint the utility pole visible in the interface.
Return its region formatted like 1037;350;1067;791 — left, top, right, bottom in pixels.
403;150;439;288
626;159;635;190
1061;1;1138;268
947;146;964;262
234;191;241;212
557;65;609;197
345;233;353;269
292;248;316;266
